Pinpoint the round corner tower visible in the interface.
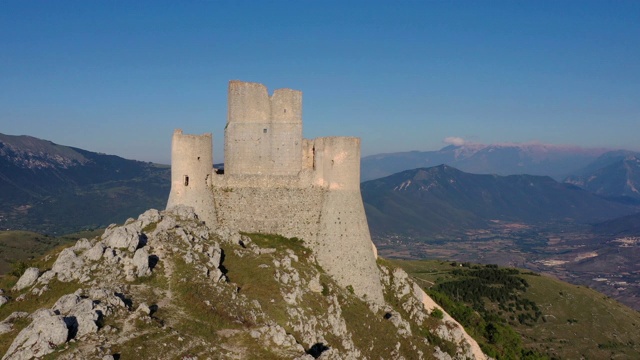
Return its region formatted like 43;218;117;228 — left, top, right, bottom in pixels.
166;129;217;227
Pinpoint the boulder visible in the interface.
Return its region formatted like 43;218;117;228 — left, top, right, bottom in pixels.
132;248;151;277
73;238;92;251
13;268;40;291
51;248;84;282
138;209;161;229
2;309;68;360
83;242;106;261
167;205;198;220
53;294;99;338
102;225;142;253
36;270;55;285
53;294;81;315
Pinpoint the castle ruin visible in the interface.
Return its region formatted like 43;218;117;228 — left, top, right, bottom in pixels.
167;81;384;303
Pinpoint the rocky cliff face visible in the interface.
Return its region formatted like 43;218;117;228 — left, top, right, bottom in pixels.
0;207;486;359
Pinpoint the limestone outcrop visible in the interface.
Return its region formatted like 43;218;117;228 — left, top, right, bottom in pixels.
3;309;68;360
12;269;39;292
0;207;487;359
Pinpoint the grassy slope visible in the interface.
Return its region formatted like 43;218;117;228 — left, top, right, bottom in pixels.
395;259;640;359
0;229;103;274
0;224;456;359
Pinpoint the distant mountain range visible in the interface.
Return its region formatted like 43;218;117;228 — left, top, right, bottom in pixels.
361;143;608;182
361;165;640;239
0;133;170;234
565;150;640;200
2;133;639;238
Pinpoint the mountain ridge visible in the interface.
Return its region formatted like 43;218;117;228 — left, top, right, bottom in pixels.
565;152;640;200
361;142;610;181
0;133;170;234
362;165;640;239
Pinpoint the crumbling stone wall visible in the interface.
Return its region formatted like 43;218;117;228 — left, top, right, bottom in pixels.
225;81;303;176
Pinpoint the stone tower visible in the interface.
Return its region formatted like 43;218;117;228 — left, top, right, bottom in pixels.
165;130;217;227
225;81;303;176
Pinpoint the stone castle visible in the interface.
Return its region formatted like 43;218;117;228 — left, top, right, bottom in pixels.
167;80;383;303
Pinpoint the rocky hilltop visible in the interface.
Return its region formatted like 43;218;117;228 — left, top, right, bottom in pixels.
0;207;486;359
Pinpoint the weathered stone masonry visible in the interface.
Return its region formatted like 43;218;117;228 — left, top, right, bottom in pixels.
167;80;384;303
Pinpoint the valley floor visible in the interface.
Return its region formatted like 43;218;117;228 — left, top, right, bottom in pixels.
375;221;640;311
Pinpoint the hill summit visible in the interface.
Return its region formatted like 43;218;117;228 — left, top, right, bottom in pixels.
0;207;485;359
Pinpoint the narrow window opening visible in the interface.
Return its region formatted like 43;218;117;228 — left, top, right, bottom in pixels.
263;128;268;133
312;146;316;170
183;175;189;186
197;156;200;160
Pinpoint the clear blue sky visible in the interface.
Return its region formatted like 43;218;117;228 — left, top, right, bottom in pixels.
1;1;638;164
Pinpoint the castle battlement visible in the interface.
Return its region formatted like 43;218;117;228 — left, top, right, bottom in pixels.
228;80;302;124
225;81;303;176
167;81;384;303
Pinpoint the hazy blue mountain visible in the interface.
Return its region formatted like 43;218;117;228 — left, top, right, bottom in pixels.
0;133;170;234
361;143;608;182
361;165;639;238
564;151;640;200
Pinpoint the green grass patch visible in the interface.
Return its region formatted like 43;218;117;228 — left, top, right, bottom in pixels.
221;243;289;328
243;233;311;260
0;279;82;355
171;255;249;334
340;290;433;358
394;258;640;359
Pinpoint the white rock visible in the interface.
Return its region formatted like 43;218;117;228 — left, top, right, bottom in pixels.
167;205;198;220
52;294;99;339
138;209;161;230
73;238;92;251
102;225;142;253
36;270;55;285
136;302;151;315
2;309;68;360
83;242;106;261
71;299;99;338
53;294;81;315
132;248;151;277
308;275;323;293
33;285;49;297
52;248;84;282
208;268;224;282
0;323;13;335
154;215;178;234
13;267;40;291
206;246;222;267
